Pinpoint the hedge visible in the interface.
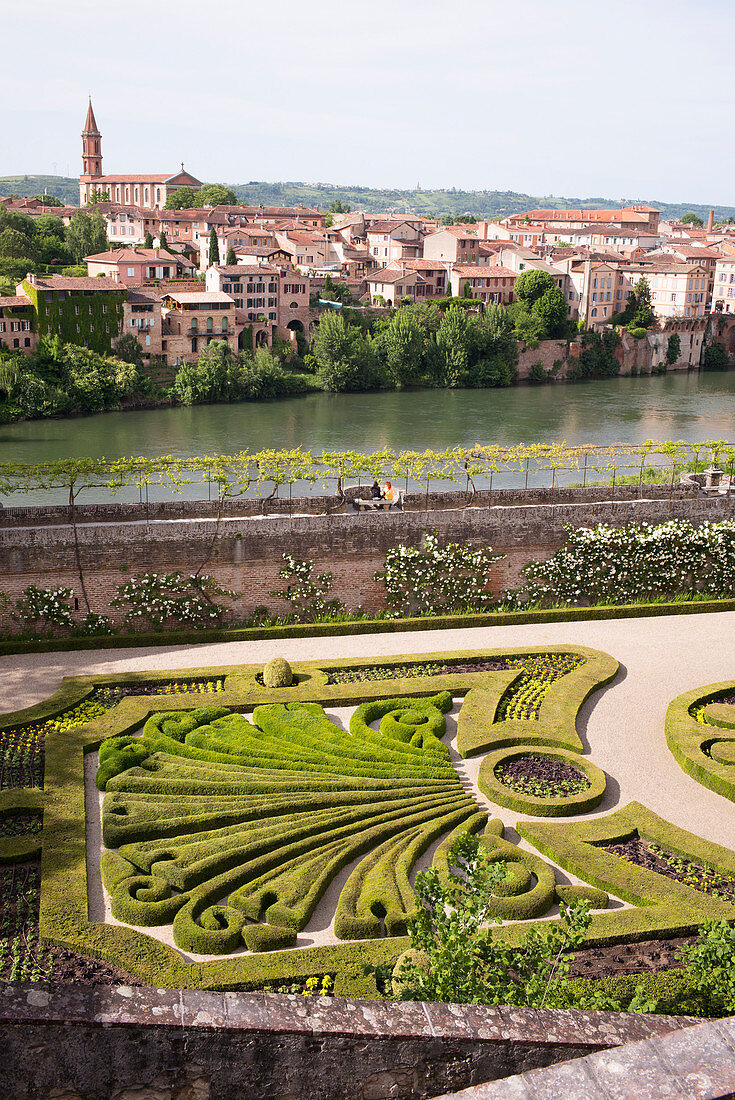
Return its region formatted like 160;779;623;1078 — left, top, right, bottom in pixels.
2;596;734;657
666;681;735;803
0;787;44;863
477;745;607;817
516;802;735;947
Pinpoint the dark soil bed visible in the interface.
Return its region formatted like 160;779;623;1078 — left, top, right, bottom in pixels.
603;834;735;902
495;753;590;797
569;935;695;978
328;658;512;684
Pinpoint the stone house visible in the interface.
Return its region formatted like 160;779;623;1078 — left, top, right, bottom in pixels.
160;291;237;363
0;295;36;354
449;265;517;304
84;248;196;285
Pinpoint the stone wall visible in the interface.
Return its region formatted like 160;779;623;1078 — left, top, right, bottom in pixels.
1;983;695;1100
0;489;730;623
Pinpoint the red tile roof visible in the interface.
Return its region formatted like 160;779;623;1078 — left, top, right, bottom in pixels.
29;275;124;291
214;265;279;276
453;264;517;277
0;295;32;308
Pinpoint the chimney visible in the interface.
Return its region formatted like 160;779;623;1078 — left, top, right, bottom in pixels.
707;209;714;232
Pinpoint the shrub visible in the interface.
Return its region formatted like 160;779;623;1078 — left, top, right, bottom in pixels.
376;533;503;617
270;554;344;622
263;656;294;688
666;333;681;365
110;571;237;631
519;519;735;606
628;326;647;340
11;585;75;634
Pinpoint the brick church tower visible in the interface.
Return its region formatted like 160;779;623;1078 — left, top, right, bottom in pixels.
80;99;102;189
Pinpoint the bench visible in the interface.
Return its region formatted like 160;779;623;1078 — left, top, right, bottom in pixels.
352;489;405;512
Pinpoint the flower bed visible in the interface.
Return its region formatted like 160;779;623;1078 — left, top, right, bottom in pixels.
495;753;590;798
604;834;735;903
478;746;606;817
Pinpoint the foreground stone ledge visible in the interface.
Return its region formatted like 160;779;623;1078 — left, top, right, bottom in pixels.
1;982;698;1100
437;1015;735;1099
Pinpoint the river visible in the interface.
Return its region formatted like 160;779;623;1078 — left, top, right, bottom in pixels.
1;370;734;503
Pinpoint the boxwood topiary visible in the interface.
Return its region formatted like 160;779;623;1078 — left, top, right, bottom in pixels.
263;657;294;688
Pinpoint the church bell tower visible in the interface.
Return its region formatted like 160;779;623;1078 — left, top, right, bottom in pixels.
81;99;102;179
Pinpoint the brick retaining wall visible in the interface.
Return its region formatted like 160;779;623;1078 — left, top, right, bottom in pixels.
0;491;730;623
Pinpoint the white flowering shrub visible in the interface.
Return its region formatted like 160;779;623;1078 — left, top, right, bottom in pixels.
270;554;344;622
376;533;503;616
78;611;115;636
520;520;735;606
111;572;238;632
11;585;76;633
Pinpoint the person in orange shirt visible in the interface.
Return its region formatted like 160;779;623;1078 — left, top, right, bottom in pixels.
382;481;395;505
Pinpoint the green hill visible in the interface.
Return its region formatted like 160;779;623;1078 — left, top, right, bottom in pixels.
0;175;79;205
1;174;733;224
229;182;735;224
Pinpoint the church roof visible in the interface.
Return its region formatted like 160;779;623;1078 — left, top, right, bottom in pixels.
83;99;100;135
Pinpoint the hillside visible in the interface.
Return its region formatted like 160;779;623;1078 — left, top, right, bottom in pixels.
1;174;733;224
0;174;79;205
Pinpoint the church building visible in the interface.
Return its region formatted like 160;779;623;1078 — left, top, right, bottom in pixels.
79;101;203;209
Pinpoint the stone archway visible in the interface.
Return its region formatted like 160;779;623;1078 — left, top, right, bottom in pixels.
287;319;304;334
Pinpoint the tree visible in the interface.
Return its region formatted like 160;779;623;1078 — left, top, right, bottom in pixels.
514;269;557;308
312;311;381;392
208;227;220;267
461;280;473;299
322;274;353;304
226;245;236;266
87;188;111;205
66;210;108;263
532;287;568;335
0;228;39;263
381;308;425;387
681;212;704;228
113;333;144;366
164;187;200;210
143;231;154;250
666;332;681;365
631;277;654;328
328;198;351;214
31;194;63;208
703;341;729;371
198;184;238;207
436;304;470;386
159;231;169;251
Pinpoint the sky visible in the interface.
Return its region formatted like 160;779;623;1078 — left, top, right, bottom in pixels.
3;0;733;205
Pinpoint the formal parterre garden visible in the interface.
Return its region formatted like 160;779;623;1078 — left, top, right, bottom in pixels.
4;647;735;1000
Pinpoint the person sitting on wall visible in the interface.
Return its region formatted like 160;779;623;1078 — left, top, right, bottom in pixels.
383;481;396;507
370;480;382;500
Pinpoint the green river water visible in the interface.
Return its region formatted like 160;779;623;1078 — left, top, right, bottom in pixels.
1;370;734;502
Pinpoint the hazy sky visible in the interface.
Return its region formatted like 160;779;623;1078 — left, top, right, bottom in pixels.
4;0;732;204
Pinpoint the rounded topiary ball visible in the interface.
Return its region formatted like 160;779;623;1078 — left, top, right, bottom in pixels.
262;657;294;688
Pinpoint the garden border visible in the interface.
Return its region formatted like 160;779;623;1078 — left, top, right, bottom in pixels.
666;681;735;803
1;597;734;657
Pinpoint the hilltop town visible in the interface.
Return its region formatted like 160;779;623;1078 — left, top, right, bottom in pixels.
1;101;734;382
